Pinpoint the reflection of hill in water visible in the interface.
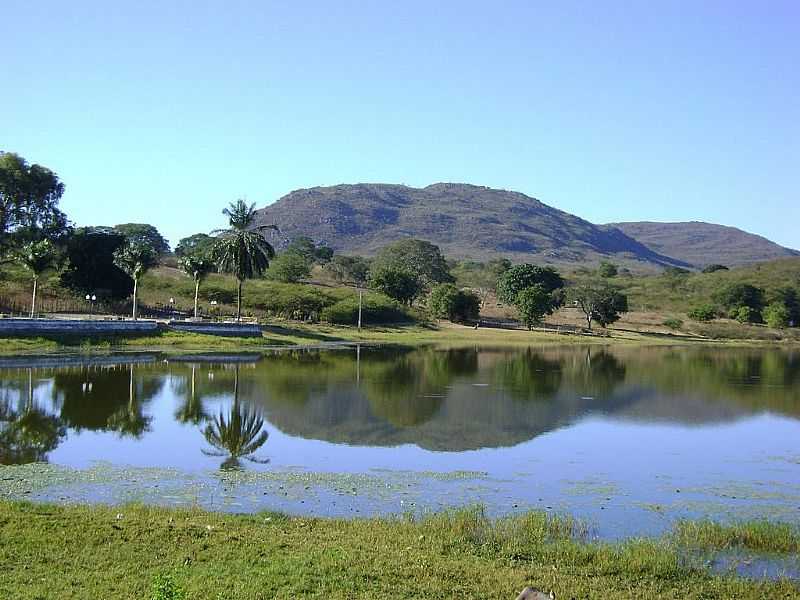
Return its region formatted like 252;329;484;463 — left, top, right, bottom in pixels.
238;346;800;451
1;346;799;456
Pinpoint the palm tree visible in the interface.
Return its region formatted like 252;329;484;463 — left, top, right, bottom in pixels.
202;367;269;469
174;365;208;425
16;240;58;318
113;239;158;320
210;200;278;321
178;254;215;319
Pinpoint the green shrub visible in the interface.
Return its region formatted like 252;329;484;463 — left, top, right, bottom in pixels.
734;305;761;324
427;283;480;323
763;302;790;329
320;293;412;325
687;305;716;322
151;573;185;600
248;283;335;321
662;318;683;330
198;284;236;305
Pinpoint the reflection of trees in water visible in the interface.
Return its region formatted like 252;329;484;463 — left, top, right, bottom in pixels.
202;367;269;470
105;366;153;438
52;365;162;435
173;366;209;425
0;369;65;465
492;348;563;401
566;349;627;398
365;348;478;427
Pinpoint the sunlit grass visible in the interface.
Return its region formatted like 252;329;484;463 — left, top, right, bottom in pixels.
674;519;800;554
0;501;798;599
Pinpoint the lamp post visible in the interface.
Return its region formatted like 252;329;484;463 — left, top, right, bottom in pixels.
169;297;175;318
85;294;97;316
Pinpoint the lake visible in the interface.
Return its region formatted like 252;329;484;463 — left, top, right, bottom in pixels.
1;344;799;540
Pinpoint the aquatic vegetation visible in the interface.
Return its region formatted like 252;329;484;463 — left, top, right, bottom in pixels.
674;519;800;554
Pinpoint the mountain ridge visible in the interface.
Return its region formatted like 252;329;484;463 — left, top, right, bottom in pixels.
251;183;794;270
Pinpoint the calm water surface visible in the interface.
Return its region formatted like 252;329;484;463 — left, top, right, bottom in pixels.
1;345;799;540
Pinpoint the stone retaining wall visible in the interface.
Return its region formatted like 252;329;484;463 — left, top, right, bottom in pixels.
0;318;159;336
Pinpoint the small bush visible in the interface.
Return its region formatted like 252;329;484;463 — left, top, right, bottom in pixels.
734;305;761;324
428;284;481;323
687;305;716;322
320;293;413;325
199;284;236;305
248;283;335;321
662;318;683;330
763;302;789;329
151;573;185;600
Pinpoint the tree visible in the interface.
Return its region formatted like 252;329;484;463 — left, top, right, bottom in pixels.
369;266;421;305
427;284;480;323
372;239;453;290
325;255;370;286
113;223;170;255
15;240;59;318
687;304;717;322
210;199;277;321
734;306;760;324
702;264;729;273
175;233;216;258
0;152;69;252
268;251;312;283
496;264;564;305
712;283;765;318
769;287;800;326
763;302;790;329
515;285;555;330
284;236;333;265
60;227;133;300
598;261;618;278
570;284;628;330
178;254;215;318
113;239;158;320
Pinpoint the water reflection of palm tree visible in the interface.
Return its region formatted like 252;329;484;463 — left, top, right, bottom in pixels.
0;369;65;465
174;366;208;425
106;365;151;438
202;367;269;470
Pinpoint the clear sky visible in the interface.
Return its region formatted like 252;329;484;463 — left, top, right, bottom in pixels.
3;1;798;249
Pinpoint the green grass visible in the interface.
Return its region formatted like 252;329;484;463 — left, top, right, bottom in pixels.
674;519;800;554
0;502;798;599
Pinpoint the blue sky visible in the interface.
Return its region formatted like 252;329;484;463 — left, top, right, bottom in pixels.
3;1;798;249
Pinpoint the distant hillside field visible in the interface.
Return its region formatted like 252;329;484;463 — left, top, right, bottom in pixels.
252;183;795;270
607;221;799;268
252;183;685;270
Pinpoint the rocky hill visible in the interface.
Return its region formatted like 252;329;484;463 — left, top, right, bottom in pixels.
252;183;795;269
253;183;685;269
607;221;799;268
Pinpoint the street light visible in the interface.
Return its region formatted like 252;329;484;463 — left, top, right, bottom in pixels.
85;294;97;316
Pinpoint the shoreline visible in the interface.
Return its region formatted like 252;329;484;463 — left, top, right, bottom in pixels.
0;501;797;599
1;321;799;355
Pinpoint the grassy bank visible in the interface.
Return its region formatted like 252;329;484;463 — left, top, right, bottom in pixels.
0;502;797;599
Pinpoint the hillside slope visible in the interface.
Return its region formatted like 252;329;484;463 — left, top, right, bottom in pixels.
608;221;799;268
252;183;684;269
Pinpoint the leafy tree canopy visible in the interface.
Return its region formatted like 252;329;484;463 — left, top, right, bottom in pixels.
113;223;170;255
285;236;333;265
369;266;422;305
372;239;453;289
175;233;216;258
113;240;159;280
60;227;133;299
515;284;557;329
268;251;312;283
712;283;766;312
427;283;480;323
569;283;628;329
496;264;564;305
325;255;370;286
598;261;618;278
764;302;790;329
702;264;729;273
0;151;70;250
